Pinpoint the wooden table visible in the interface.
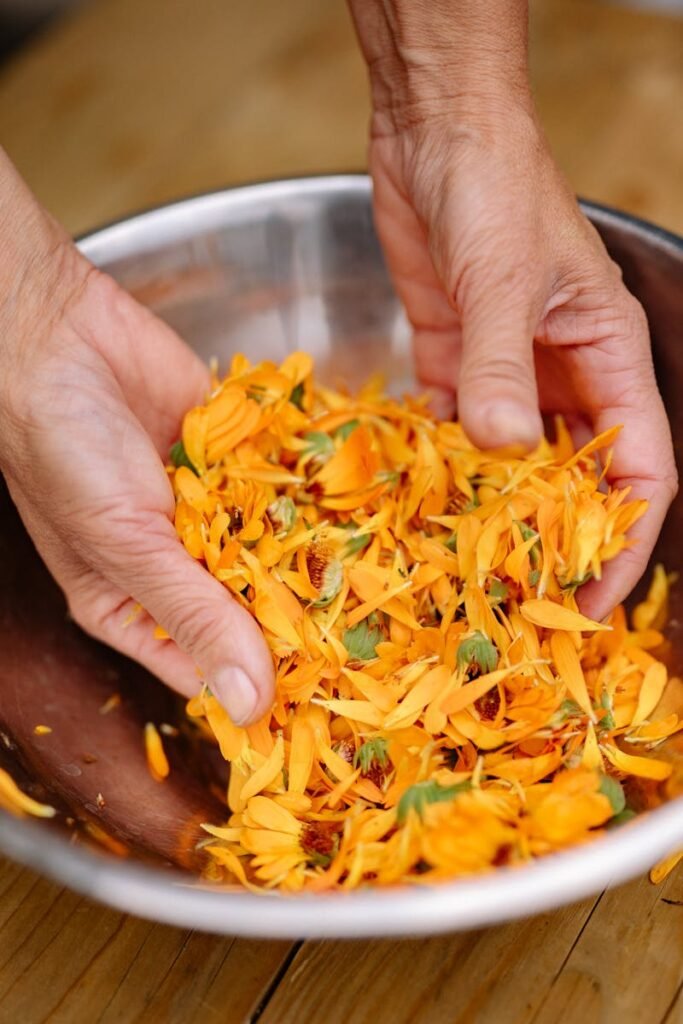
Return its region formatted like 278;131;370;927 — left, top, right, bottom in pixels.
0;1;682;1021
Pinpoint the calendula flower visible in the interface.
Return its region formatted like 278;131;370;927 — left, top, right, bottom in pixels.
158;353;680;892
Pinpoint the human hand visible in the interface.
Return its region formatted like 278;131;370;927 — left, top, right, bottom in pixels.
0;154;274;725
349;0;677;618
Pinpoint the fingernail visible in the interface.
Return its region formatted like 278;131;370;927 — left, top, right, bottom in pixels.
211;667;259;726
484;401;542;450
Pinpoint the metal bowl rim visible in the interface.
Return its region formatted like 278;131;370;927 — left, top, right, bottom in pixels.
2;175;681;938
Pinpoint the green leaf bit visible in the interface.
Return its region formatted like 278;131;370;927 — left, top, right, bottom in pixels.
397;779;472;825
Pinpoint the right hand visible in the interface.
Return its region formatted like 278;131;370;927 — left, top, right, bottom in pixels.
0;154;274;726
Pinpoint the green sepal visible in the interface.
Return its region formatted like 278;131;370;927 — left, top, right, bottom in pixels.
599;774;626;815
354;737;389;774
289;382;305;409
397;779;472;824
342;618;384;661
456;631;499;675
335;419;360;442
169;440;198;475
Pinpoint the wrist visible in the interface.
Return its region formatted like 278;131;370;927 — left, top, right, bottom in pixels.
0;150;92;463
348;0;532;137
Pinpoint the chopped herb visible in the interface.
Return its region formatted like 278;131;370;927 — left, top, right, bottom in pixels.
528;568;541;587
397;779;472;824
169;440;198;475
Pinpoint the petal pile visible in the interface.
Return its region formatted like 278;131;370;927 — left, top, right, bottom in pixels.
166;352;681;892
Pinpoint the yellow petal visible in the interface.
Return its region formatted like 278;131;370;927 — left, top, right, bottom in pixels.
440;667;515;715
318;699;384;727
246;795;301;835
631;662;668;727
240;734;285;802
0;767;56;818
521;600;611;633
649;850;683;884
601;744;672;781
181;405;208;475
550;632;595;719
581;722;603;771
144;722;170;781
288;717;315;793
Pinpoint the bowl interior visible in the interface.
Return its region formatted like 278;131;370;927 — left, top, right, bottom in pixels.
1;177;682;937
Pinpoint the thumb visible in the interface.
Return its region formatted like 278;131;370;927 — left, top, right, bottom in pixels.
455;277;544;451
115;522;276;726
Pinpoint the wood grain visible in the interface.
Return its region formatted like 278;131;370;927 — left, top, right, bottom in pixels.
0;859;294;1024
256;867;683;1024
0;0;680;235
0;0;682;1021
1;855;680;1024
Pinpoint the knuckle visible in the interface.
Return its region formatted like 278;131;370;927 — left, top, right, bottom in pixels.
462;352;534;393
620;291;649;336
67;593;103;640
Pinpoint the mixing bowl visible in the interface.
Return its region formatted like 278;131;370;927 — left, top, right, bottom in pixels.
1;176;682;938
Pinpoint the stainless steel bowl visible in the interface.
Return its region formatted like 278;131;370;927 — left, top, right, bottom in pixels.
1;176;682;938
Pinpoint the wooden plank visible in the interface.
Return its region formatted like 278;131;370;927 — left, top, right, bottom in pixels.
0;0;681;237
0;0;366;235
532;862;683;1024
0;857;294;1024
258;894;600;1024
530;0;683;234
257;863;683;1024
